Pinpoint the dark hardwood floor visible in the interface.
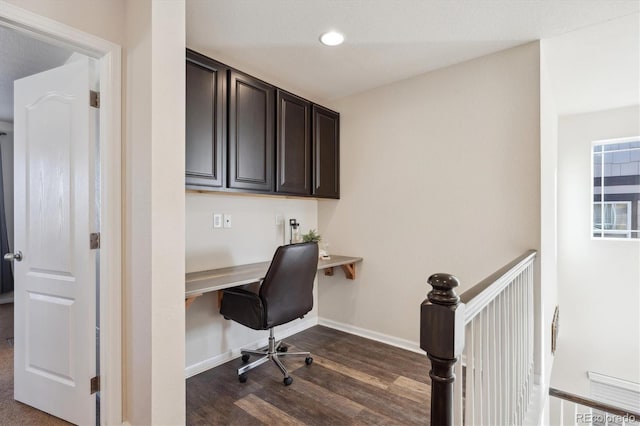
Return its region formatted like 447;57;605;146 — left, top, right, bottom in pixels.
186;326;431;425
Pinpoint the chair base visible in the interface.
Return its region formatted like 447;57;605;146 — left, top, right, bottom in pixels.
238;328;312;386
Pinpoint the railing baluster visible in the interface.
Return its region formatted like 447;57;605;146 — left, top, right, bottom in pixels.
527;270;532;420
482;309;490;425
519;273;524;424
516;275;521;424
466;321;474;425
473;315;483;422
508;282;514;423
516;275;524;425
453;356;463;425
511;278;517;424
498;293;504;426
504;283;511;423
518;273;524;424
516;278;521;423
490;300;497;425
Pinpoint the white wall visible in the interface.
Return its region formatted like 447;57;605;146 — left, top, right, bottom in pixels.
539;40;559;390
553;105;640;396
185;192;318;375
543;13;640;116
319;43;541;347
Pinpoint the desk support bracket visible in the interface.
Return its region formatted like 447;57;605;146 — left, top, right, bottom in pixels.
185;293;202;310
324;262;357;280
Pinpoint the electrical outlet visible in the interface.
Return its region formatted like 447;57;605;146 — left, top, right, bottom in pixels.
223;214;232;228
275;214;283;226
213;213;222;229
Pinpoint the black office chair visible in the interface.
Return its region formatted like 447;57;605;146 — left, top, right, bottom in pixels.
220;242;319;386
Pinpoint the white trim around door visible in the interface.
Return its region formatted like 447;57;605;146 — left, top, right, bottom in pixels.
0;2;122;424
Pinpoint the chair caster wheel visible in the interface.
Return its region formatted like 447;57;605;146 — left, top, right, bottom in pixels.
305;356;313;365
239;373;247;383
283;376;293;386
277;345;288;353
241;354;250;363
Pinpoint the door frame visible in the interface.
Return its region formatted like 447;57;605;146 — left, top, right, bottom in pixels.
0;2;122;424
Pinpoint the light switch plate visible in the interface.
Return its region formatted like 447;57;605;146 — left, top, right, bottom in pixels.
213;213;222;229
223;214;232;228
275;214;283;226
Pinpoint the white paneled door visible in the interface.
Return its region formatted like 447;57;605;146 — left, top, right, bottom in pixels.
12;57;97;425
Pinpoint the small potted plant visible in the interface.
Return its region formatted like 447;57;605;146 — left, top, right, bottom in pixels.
302;230;330;259
301;229;321;243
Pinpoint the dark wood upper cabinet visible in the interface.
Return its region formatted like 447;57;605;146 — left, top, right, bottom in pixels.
276;90;311;195
228;70;275;192
312;105;340;199
185;50;339;198
185;50;227;189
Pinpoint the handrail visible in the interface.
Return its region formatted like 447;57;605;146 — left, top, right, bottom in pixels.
461;250;537;323
549;387;640;419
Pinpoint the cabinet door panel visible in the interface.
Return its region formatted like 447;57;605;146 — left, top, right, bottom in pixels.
312;105;340;198
185;51;226;188
276;90;310;195
229;71;274;191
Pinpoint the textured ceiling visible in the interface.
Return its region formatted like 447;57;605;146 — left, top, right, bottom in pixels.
0;25;73;123
187;0;640;102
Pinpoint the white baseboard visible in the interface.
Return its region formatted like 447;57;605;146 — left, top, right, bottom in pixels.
318;317;423;354
184;316;318;379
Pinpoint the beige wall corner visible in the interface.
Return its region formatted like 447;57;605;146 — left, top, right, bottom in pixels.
125;0;186;424
319;42;541;346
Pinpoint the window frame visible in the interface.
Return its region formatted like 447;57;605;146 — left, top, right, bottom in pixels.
593;201;632;238
590;136;640;242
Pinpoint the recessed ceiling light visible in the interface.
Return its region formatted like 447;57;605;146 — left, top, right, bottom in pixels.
319;31;344;47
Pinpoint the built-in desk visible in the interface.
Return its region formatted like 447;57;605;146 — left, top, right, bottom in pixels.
185;255;363;309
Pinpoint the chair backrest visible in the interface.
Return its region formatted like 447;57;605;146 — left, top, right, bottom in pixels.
260;242;319;328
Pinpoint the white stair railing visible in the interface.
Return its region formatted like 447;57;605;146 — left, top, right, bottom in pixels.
420;250;537;426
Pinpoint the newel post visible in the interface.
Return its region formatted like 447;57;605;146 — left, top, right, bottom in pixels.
420;273;465;426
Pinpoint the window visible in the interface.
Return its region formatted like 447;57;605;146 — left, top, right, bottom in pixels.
592;138;640;239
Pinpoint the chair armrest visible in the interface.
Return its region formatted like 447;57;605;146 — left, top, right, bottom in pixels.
220;281;265;330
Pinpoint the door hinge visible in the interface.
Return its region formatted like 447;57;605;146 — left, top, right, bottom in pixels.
90;232;100;249
90;376;100;394
90;90;100;108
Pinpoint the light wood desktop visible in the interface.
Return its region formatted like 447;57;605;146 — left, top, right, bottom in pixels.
185;255;363;309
